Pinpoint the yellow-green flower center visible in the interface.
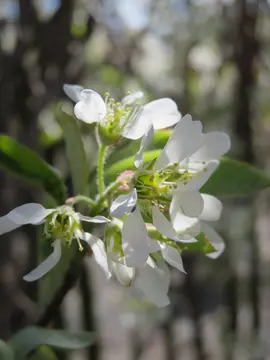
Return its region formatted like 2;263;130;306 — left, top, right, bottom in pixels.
43;205;83;250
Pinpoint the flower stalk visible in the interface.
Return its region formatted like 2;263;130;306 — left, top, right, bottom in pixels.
97;144;107;195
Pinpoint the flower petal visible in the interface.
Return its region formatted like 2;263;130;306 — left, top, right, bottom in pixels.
153;205;197;242
133;263;170;307
74;89;107;124
152;205;178;240
23;240;62;282
143;98;181;130
110;189;137;218
200;194;223;222
6;203;54;225
121;91;144;105
122;111;152;140
122;207;149;267
0;217;21;235
155;114;203;170
201;222;225;259
177;160;219;191
169;202;200;239
155;257;171;292
79;214;110;223
110;260;135;286
134;125;154;168
172;190;204;217
82;232;111;278
147;237;161;253
160;243;186;273
63;84;84;103
191;132;231;161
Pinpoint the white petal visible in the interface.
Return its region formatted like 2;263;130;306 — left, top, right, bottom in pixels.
147;237;161;253
81;233;111;279
201;222;225;259
122;111;152;140
155;115;203;170
160;243;186;273
23;240;62;282
111;261;135;286
0;217;21;235
152;205;178;240
110;189;137;218
152;205;197;243
177;160;219;191
123;98;177;140
134;125;154;168
122;207;149;267
172;190;204;217
63;84;84;103
169;202;200;239
191;132;231;161
6;203;54;225
200;194;223;222
74;89;107;124
155;257;171;292
143;98;181;130
133;264;170;307
121;91;144;105
79;214;110;223
144;98;178;113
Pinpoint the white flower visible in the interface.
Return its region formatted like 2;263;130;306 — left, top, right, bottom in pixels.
63;84;181;140
153;113;230;217
0;203;110;281
109;255;171;307
110;114;230;265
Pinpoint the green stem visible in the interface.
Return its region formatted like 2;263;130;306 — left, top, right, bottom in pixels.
68;195;95;207
97;144;107;195
94;181;120;214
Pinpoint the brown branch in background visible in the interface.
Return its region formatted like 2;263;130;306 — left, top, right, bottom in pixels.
233;0;259;335
183;257;206;360
223;1;259;357
79;264;101;360
37;250;86;327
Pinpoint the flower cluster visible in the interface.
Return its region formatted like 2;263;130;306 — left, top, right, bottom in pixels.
106;114;230;305
0;85;230;307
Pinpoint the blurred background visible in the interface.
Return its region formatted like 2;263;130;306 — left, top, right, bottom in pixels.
1;0;270;359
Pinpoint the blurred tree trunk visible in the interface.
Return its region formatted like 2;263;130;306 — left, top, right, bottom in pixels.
227;0;259;357
0;0;96;342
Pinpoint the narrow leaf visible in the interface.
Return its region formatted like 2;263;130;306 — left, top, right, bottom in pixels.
108;130;171;164
10;327;96;359
55;108;87;195
202;158;270;196
0;135;66;204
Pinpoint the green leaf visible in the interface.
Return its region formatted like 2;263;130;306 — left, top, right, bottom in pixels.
0;340;14;360
9;327;96;359
177;232;216;255
55;108;87;195
0;135;66;204
29;346;57;360
105;150;160;183
108;130;171;165
201;158;270;196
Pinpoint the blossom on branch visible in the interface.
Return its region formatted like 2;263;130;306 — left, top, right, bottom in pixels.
0;203;110;281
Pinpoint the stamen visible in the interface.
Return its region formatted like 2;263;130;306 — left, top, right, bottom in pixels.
76;237;84;251
104;92;110;104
